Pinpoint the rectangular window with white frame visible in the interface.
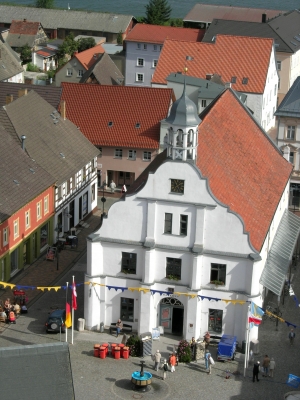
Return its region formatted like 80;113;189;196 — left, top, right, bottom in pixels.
153;59;158;68
25;210;30;230
290;151;294;164
143;44;147;50
137;43;141;50
164;213;172;234
77;70;83;77
153;44;157;51
143;151;151;161
287;126;296;140
44;195;49;214
128;150;136;160
37;201;42;220
137;58;144;66
13;219;19;239
136;73;144;82
67;68;73;76
3;227;8;246
115;148;123;158
120;297;134;322
166;257;181;280
201;99;207;108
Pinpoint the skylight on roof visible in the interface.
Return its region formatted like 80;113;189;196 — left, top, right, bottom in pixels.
135;123;141;128
108;121;113;127
60;153;65;158
231;76;237;83
29;168;35;174
294;36;300;42
291;41;297;46
13;179;20;185
242;77;248;85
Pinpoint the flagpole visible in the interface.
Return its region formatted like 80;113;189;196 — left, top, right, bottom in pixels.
71;275;74;345
66;281;68;343
243;303;250;377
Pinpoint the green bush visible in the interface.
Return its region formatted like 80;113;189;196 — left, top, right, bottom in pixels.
26;62;40;72
177;339;192;363
126;335;141;357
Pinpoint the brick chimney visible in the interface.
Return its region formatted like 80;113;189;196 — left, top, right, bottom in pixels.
18;88;28;98
60;100;66;120
6;94;13;104
262;13;267;23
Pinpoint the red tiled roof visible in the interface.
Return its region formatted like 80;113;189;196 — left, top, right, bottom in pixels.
9;19;40;35
60;83;174;149
125;23;204;44
152;35;273;93
75;45;105;70
197;89;292;251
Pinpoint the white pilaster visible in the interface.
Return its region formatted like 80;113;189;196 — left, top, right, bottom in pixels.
144;249;156;284
184;296;202;341
87;239;103;276
84;275;103;331
190;254;202;290
138;291;153;335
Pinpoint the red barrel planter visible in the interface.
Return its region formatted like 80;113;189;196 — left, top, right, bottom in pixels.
94;344;101;358
102;343;109;355
114;346;121;360
111;343;117;357
99;346;106;359
122;346;129;359
118;343;125;357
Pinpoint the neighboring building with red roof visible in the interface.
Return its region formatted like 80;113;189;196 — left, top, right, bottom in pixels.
124;23;204;87
7;19;48;49
60;82;174;189
152;35;278;132
85;85;300;345
55;44;105;86
183;4;286;29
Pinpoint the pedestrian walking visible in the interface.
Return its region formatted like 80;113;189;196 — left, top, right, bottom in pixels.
253;361;260;382
121;184;127;193
262;354;270;377
152;350;161;371
269;358;276;378
110;180;116;193
162;359;168;380
190;337;196;360
205;349;211;372
204;331;211;349
169;352;177;372
289;328;296;345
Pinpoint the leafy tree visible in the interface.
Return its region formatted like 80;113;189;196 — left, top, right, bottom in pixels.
56;33;78;63
77;37;96;53
19;44;32;64
117;31;123;45
145;0;172;25
170;18;183;27
35;0;54;8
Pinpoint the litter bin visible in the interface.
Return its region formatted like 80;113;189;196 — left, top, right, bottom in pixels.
114;346;121;360
111;343;117;357
77;318;85;332
123;346;129;359
118;343;125;357
241;340;246;354
94;344;101;357
102;343;109;355
99;346;106;359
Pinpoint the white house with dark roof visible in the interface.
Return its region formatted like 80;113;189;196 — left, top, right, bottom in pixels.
84;86;299;343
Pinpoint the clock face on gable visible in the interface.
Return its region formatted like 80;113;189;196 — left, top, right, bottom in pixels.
171;179;184;194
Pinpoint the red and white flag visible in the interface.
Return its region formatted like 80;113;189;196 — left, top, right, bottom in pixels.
72;281;77;310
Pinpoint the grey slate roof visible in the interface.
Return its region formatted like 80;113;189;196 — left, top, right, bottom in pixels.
0;5;134;34
0;342;74;400
80;52;124;85
268;10;300;53
275;77;300;118
0;124;54;223
7;33;37;48
0;90;99;186
0;40;23;81
0;82;62;108
202;19;292;53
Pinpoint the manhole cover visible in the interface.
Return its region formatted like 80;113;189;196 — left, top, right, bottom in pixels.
132;395;143;399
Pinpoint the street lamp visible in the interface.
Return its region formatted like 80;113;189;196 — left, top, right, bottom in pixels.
101;181;107;217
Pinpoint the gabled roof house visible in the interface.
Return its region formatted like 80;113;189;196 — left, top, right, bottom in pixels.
6;19;48;49
60;82;174;189
202;10;300;104
124;23;204;87
0;40;24;83
55;44;105;87
80;52;124;85
152;35;278;132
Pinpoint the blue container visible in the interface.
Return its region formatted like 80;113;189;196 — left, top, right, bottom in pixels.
217;334;237;361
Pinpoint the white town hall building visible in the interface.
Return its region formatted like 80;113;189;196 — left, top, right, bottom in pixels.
84;86;300;343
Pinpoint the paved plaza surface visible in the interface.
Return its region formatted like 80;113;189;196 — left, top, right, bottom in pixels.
1;199;300;399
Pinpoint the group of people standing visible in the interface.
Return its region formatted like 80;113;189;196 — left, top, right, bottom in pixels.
253;355;276;382
152;350;177;380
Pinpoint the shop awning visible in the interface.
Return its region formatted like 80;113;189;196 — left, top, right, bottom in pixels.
260;210;300;296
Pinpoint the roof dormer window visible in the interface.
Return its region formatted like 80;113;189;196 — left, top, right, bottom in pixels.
231;76;237;83
242;77;248;85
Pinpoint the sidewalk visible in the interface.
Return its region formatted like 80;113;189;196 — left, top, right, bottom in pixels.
0;208;103;306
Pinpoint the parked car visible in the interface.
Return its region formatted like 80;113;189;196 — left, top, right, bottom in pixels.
45;309;66;333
